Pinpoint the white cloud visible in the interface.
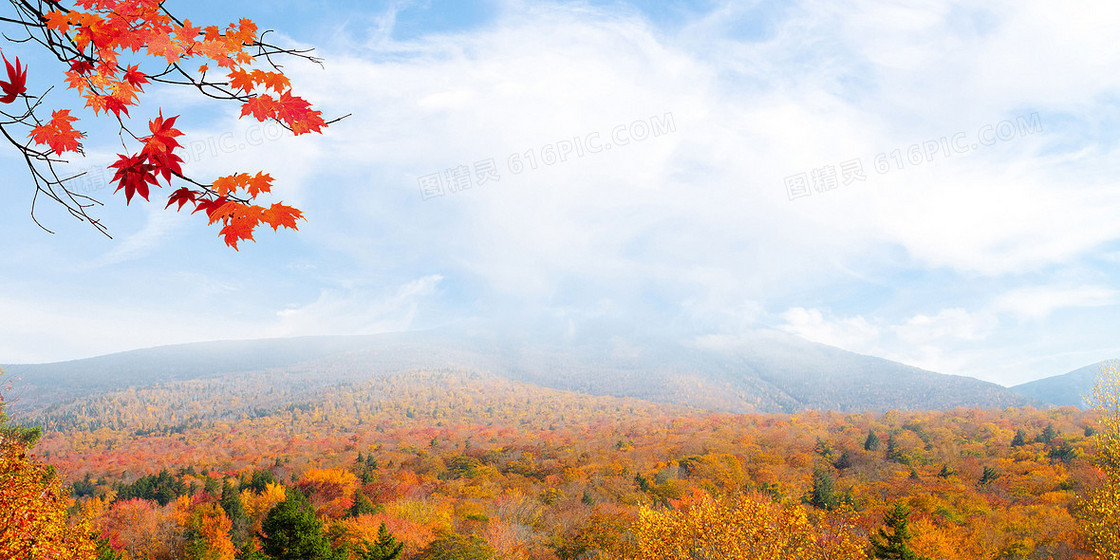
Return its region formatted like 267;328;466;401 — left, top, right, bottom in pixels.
894;308;996;344
272;274;443;336
779;307;881;352
992;285;1118;320
778;306;998;377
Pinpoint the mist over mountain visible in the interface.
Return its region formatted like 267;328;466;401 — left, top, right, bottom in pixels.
3;327;1035;415
1012;360;1115;408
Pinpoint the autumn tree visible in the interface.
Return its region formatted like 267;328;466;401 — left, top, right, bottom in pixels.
1079;360;1120;559
631;491;866;560
177;501;237;560
0;0;340;247
413;533;495;560
0;373;100;559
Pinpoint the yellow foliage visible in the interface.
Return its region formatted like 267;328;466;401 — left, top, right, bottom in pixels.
331;513;436;555
0;438;99;560
242;481;286;533
632;491;867;560
1081;360;1120;560
383;497;454;533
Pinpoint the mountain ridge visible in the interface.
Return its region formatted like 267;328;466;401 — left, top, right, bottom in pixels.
3;328;1037;414
1011;360;1116;408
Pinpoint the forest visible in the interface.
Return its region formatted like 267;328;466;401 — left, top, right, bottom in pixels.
4;366;1120;560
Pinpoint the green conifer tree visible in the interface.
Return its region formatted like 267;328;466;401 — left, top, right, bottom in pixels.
355;522;404;560
864;430;881;452
260;489;335;560
808;468;837;510
220;480;250;545
869;503;926;560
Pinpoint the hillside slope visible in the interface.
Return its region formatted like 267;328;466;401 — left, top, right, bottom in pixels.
1012;360;1115;408
3;328;1035;414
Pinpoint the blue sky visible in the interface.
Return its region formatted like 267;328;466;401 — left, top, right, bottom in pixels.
2;0;1119;386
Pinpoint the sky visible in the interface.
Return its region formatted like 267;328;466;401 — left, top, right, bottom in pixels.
1;0;1119;387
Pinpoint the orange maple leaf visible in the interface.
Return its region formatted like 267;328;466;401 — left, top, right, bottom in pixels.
262;203;303;231
43;10;72;32
28;110;84;155
241;94;279;121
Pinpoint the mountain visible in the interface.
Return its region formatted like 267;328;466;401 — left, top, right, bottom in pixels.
1012;360;1115;408
2;327;1036;415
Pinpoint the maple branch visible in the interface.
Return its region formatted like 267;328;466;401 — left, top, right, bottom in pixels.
0;0;333;246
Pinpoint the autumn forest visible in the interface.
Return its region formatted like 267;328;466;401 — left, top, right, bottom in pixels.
3;362;1120;560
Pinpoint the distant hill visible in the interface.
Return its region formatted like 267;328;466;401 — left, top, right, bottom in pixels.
3;327;1036;415
1012;360;1116;408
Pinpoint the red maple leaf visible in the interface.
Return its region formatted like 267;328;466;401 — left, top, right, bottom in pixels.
101;96;130;118
0;53;28;104
123;64;148;88
165;187;198;211
69;59;96;76
276;91;324;135
146;150;184;183
109;153;158;204
192;196;229;217
143;112;184;154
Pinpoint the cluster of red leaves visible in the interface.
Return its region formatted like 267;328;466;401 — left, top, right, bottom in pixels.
19;0;327;248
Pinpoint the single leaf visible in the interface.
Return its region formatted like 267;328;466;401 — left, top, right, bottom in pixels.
261;203;302;231
240;94;278;121
166;187;198;210
0;54;28;104
123;64;148;88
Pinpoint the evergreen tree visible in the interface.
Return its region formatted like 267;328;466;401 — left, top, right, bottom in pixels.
1038;423;1058;445
1010;429;1028;447
221;480;250;545
355;522;403;560
116;469;186;505
814;437;833;458
808;468;837;510
348;488;379;517
249;469;278;493
833;450;853;470
864;430;881;452
979;466;1000;487
886;434;904;463
260;489;335;560
869;503;925;560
